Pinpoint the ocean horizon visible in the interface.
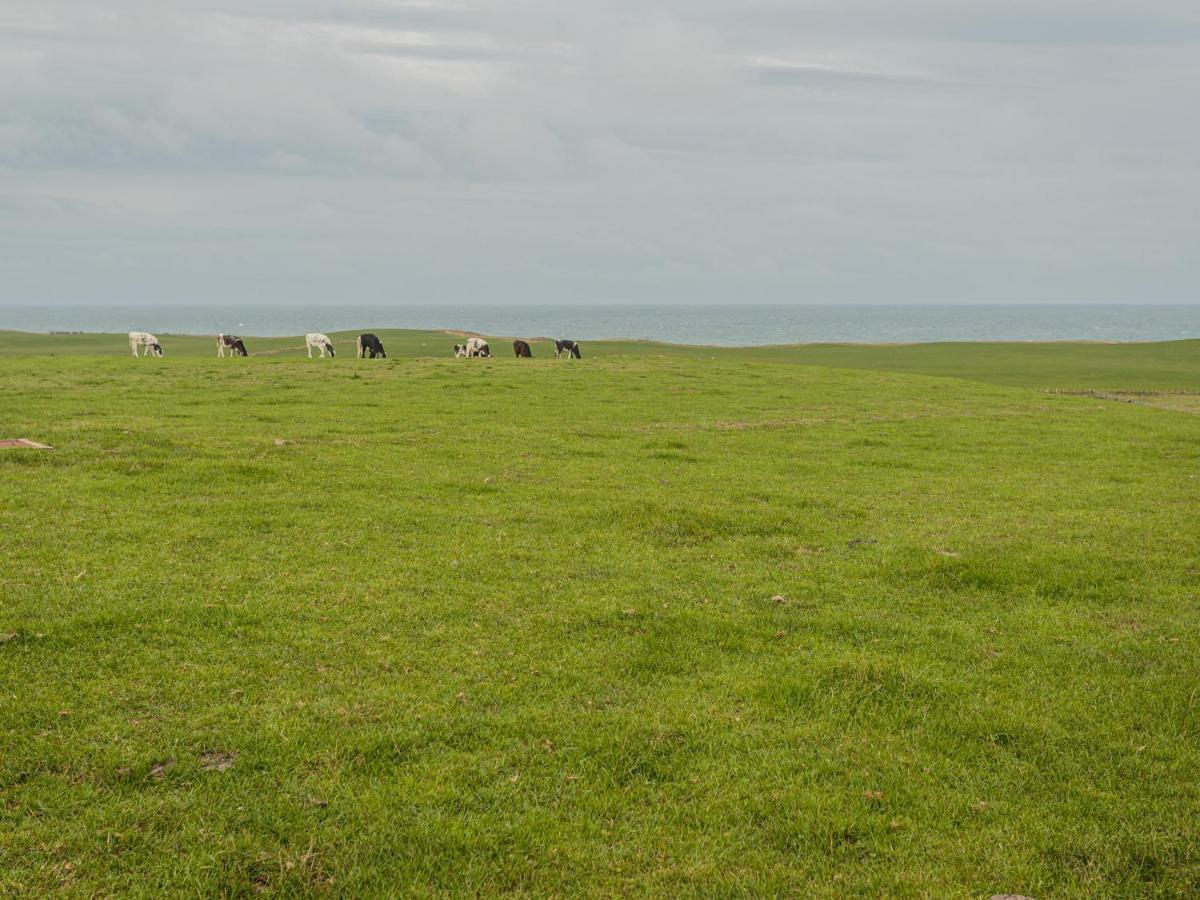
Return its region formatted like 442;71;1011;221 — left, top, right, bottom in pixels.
2;303;1198;347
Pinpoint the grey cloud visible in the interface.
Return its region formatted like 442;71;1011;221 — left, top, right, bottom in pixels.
747;59;957;89
0;0;1197;305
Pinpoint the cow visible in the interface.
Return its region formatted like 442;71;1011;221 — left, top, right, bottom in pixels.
306;333;336;358
357;333;386;359
129;332;163;358
454;338;490;358
554;339;582;359
217;334;248;357
513;340;533;358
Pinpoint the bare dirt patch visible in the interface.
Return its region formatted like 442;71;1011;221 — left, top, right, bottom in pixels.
200;750;236;772
148;758;175;781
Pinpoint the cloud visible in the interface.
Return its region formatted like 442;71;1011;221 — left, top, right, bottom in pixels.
0;0;1197;305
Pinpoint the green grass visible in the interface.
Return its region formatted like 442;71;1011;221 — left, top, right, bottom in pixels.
5;329;1199;391
1;334;1198;896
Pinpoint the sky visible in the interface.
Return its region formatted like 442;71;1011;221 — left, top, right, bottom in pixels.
1;1;1198;306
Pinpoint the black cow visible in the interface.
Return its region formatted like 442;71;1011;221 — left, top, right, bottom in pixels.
513;340;533;358
554;339;582;359
357;333;386;358
217;334;248;357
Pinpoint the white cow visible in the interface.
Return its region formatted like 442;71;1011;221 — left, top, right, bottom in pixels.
455;337;490;358
129;332;163;357
306;333;336;358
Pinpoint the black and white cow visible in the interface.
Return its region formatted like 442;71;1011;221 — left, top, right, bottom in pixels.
306;333;336;358
129;331;163;357
554;339;582;359
513;339;533;358
357;333;386;358
454;338;490;358
217;334;248;357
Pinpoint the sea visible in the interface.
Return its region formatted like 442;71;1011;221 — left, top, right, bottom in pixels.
2;304;1198;347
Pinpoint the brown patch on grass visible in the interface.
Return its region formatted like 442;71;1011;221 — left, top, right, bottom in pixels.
200;750;236;772
1049;389;1200;414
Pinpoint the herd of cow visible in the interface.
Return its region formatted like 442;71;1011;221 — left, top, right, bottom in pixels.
127;331;583;360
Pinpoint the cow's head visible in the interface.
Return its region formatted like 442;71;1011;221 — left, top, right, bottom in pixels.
571;344;582;359
376;347;386;359
151;343;163;357
235;341;248;356
454;344;464;357
326;342;336;357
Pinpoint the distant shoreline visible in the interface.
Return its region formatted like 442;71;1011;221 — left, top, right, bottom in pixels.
2;303;1198;346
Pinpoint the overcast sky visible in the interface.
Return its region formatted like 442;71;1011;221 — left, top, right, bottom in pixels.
2;1;1198;306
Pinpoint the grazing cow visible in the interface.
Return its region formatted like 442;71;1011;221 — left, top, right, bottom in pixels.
357;333;386;359
217;334;248;357
554;339;582;359
129;331;163;358
513;340;533;358
306;333;336;358
454;338;489;358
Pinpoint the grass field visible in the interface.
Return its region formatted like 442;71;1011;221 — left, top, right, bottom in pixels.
1;331;1198;896
6;329;1200;393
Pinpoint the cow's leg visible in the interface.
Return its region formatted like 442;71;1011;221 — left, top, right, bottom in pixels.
307;344;313;358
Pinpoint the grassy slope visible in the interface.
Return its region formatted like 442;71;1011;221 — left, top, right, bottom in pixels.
1;346;1198;896
3;329;1198;391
